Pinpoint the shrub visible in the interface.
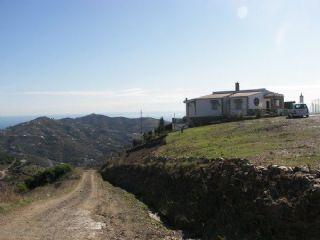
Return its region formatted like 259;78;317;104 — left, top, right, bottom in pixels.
24;163;72;190
15;183;28;193
256;110;261;119
0;152;14;165
132;138;143;147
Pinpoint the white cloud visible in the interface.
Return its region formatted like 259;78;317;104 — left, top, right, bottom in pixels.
115;88;146;97
275;23;289;46
23;88;146;97
237;6;248;19
21;88;204;101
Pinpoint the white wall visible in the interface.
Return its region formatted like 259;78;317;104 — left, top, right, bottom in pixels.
186;90;277;118
186;99;223;117
248;93;264;109
230;97;248;116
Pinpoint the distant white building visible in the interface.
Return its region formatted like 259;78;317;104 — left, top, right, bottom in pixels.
184;83;284;119
300;93;304;104
311;99;320;114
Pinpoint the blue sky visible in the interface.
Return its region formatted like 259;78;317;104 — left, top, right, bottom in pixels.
1;0;320;116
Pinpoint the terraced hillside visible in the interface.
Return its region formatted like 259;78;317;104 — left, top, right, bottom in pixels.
156;116;320;168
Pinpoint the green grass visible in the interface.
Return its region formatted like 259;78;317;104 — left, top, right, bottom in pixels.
156;116;320;168
0;199;32;215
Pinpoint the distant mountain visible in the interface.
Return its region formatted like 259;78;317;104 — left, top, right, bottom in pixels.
0;112;183;129
0;114;160;166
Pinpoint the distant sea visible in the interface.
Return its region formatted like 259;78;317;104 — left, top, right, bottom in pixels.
0;111;184;129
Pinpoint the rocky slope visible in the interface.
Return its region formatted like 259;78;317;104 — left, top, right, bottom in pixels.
0;114;160;166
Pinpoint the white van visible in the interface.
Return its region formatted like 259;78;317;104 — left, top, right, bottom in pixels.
288;104;309;118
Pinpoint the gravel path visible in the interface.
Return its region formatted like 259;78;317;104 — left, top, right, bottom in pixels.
0;171;181;240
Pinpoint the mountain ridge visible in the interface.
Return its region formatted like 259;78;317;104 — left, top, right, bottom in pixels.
0;114;161;166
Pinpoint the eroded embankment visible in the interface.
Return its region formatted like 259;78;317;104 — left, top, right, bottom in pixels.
100;156;320;240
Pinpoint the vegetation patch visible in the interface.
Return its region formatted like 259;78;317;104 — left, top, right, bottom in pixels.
0;199;31;214
156;116;320;168
24;163;72;190
0;152;14;165
1;166;79;216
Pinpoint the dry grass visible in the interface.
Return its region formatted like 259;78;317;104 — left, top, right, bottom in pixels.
0;183;29;214
156;116;320;168
0;185;19;203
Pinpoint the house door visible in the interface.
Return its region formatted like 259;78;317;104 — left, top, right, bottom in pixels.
266;101;270;110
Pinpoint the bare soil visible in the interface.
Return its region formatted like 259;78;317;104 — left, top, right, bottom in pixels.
0;171;181;240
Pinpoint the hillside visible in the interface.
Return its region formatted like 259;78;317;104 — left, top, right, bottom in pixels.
101;116;320;239
0;114;160;166
156;116;320;168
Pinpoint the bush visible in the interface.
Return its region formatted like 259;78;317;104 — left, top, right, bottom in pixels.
256;110;262;119
15;183;28;193
24;163;72;190
0;152;14;165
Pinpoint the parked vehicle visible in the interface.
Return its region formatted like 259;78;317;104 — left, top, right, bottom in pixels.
288;104;309;118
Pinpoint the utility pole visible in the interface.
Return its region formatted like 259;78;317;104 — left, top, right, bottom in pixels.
140;110;143;136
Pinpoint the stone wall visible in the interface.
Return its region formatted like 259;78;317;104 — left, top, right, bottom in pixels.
100;158;320;240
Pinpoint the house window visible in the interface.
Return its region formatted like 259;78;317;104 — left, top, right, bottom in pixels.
254;98;260;106
275;99;280;107
210;100;220;110
234;99;243;110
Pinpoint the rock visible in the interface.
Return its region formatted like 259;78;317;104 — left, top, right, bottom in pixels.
293;166;310;173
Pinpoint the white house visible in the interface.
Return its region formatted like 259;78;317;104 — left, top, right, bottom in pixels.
184;83;284;119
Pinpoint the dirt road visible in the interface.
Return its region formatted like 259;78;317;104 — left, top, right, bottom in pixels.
0;171;181;240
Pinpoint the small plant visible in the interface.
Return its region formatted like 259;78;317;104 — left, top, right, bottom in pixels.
15;183;28;193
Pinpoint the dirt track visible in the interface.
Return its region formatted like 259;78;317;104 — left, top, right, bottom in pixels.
0;171;181;240
0;170;6;180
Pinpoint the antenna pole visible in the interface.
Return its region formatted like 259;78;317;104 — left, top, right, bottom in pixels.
140;110;143;135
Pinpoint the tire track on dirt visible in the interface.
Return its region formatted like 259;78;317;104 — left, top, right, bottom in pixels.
0;171;181;240
0;171;106;240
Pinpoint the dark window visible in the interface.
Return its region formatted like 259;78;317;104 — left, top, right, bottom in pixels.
294;104;307;109
210;100;220;110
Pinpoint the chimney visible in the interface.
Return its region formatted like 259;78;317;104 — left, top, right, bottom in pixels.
235;82;240;92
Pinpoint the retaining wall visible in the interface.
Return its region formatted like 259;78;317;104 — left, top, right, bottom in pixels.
100;158;320;240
